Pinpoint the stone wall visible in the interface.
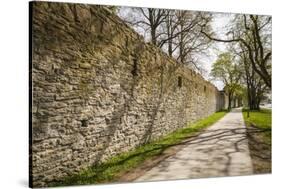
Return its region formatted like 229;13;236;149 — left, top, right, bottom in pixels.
30;2;226;187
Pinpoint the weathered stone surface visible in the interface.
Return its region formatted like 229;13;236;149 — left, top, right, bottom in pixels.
31;1;227;187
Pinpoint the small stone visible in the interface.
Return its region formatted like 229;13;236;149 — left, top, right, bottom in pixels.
79;63;92;69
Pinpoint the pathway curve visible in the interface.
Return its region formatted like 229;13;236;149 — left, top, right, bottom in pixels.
135;108;253;182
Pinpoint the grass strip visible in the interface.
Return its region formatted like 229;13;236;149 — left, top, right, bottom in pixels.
242;108;272;144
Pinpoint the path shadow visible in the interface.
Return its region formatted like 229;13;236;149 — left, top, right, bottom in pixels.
132;126;271;181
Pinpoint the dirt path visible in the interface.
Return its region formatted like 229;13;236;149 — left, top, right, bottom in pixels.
134;108;253;182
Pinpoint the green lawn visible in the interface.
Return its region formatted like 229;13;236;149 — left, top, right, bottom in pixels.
51;110;227;187
242;108;272;144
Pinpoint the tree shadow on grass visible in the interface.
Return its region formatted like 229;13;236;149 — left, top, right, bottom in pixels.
246;125;271;173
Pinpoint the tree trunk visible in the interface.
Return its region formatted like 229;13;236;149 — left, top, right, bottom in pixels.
151;28;157;45
168;39;172;56
166;16;173;56
228;92;232;110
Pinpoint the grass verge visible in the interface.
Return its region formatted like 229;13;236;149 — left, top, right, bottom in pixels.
242;108;272;174
51;110;227;187
242;108;272;144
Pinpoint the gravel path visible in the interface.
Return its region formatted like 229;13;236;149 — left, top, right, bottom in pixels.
135;108;253;182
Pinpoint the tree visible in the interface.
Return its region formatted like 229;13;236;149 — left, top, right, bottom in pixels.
201;14;272;89
119;7;168;45
174;11;212;72
211;53;242;109
235;44;268;110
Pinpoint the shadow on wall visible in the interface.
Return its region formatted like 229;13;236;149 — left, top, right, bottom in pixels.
92;51;182;165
